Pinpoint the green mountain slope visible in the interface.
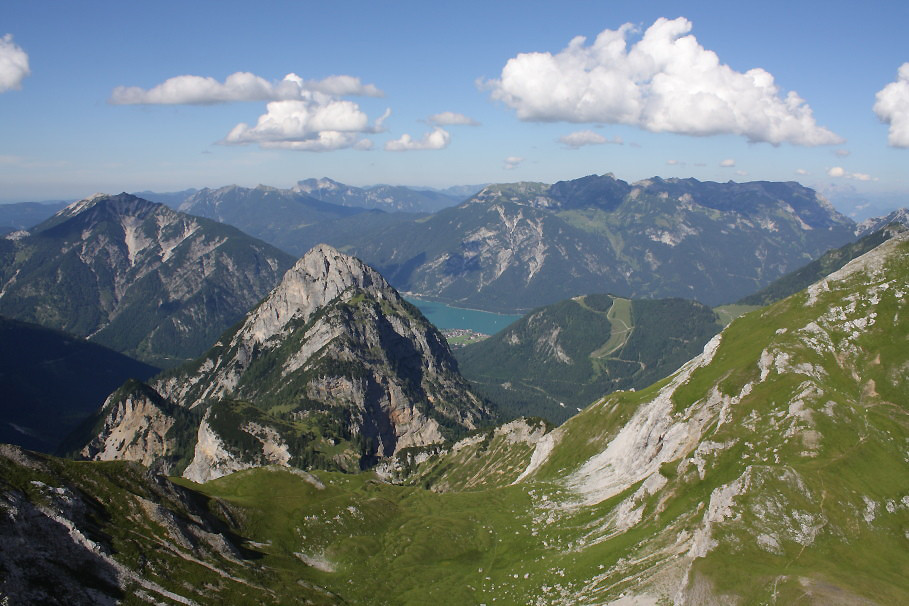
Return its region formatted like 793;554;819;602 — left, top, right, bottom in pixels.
0;193;295;366
455;294;720;423
0;445;340;605
0;316;158;453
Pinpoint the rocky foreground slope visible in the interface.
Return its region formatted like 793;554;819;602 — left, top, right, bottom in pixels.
77;244;491;481
0;193;295;366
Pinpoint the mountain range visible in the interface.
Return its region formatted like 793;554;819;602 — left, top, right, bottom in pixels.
348;175;861;312
293;177;473;213
0;171;908;604
177;184;421;256
1;227;905;604
0;193;295;367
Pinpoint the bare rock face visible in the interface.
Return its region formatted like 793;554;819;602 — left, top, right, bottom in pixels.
79;244;492;479
79;382;176;467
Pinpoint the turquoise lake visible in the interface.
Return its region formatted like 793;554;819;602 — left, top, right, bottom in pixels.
405;297;522;335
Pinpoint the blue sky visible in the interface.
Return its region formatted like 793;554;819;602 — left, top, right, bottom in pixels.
1;0;906;218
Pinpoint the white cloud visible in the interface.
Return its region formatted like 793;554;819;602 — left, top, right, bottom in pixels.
0;34;30;93
504;156;524;170
720;158;736;167
666;159;684;166
428;111;479;126
558;129;622;148
484;17;841;146
828;166;876;181
118;70;393;152
834;148;850;157
384;127;451;151
223;100;389;152
796;168;809;175
110;72;383;105
873;63;909;147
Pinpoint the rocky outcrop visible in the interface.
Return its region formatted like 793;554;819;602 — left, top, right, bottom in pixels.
79;382;177;467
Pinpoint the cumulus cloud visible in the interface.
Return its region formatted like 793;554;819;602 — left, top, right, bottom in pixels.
110;72;383;105
116;70;390;152
223;100;389;152
558;129;622;148
483;17;841;146
720;158;736;167
0;34;30;93
873;63;909;147
828;166;875;181
504;156;524;170
384;127;451;151
428;111;479;126
796;168;809;175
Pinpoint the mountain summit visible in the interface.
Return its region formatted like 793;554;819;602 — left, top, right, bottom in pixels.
79;244;491;481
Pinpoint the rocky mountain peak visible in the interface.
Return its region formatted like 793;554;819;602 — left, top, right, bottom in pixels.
51;192;161;226
294;177;342;194
241;243;392;346
856;207;909;237
0;192;295;365
79;244;491;478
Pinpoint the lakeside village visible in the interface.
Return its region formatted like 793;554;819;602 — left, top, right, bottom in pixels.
441;328;489;348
